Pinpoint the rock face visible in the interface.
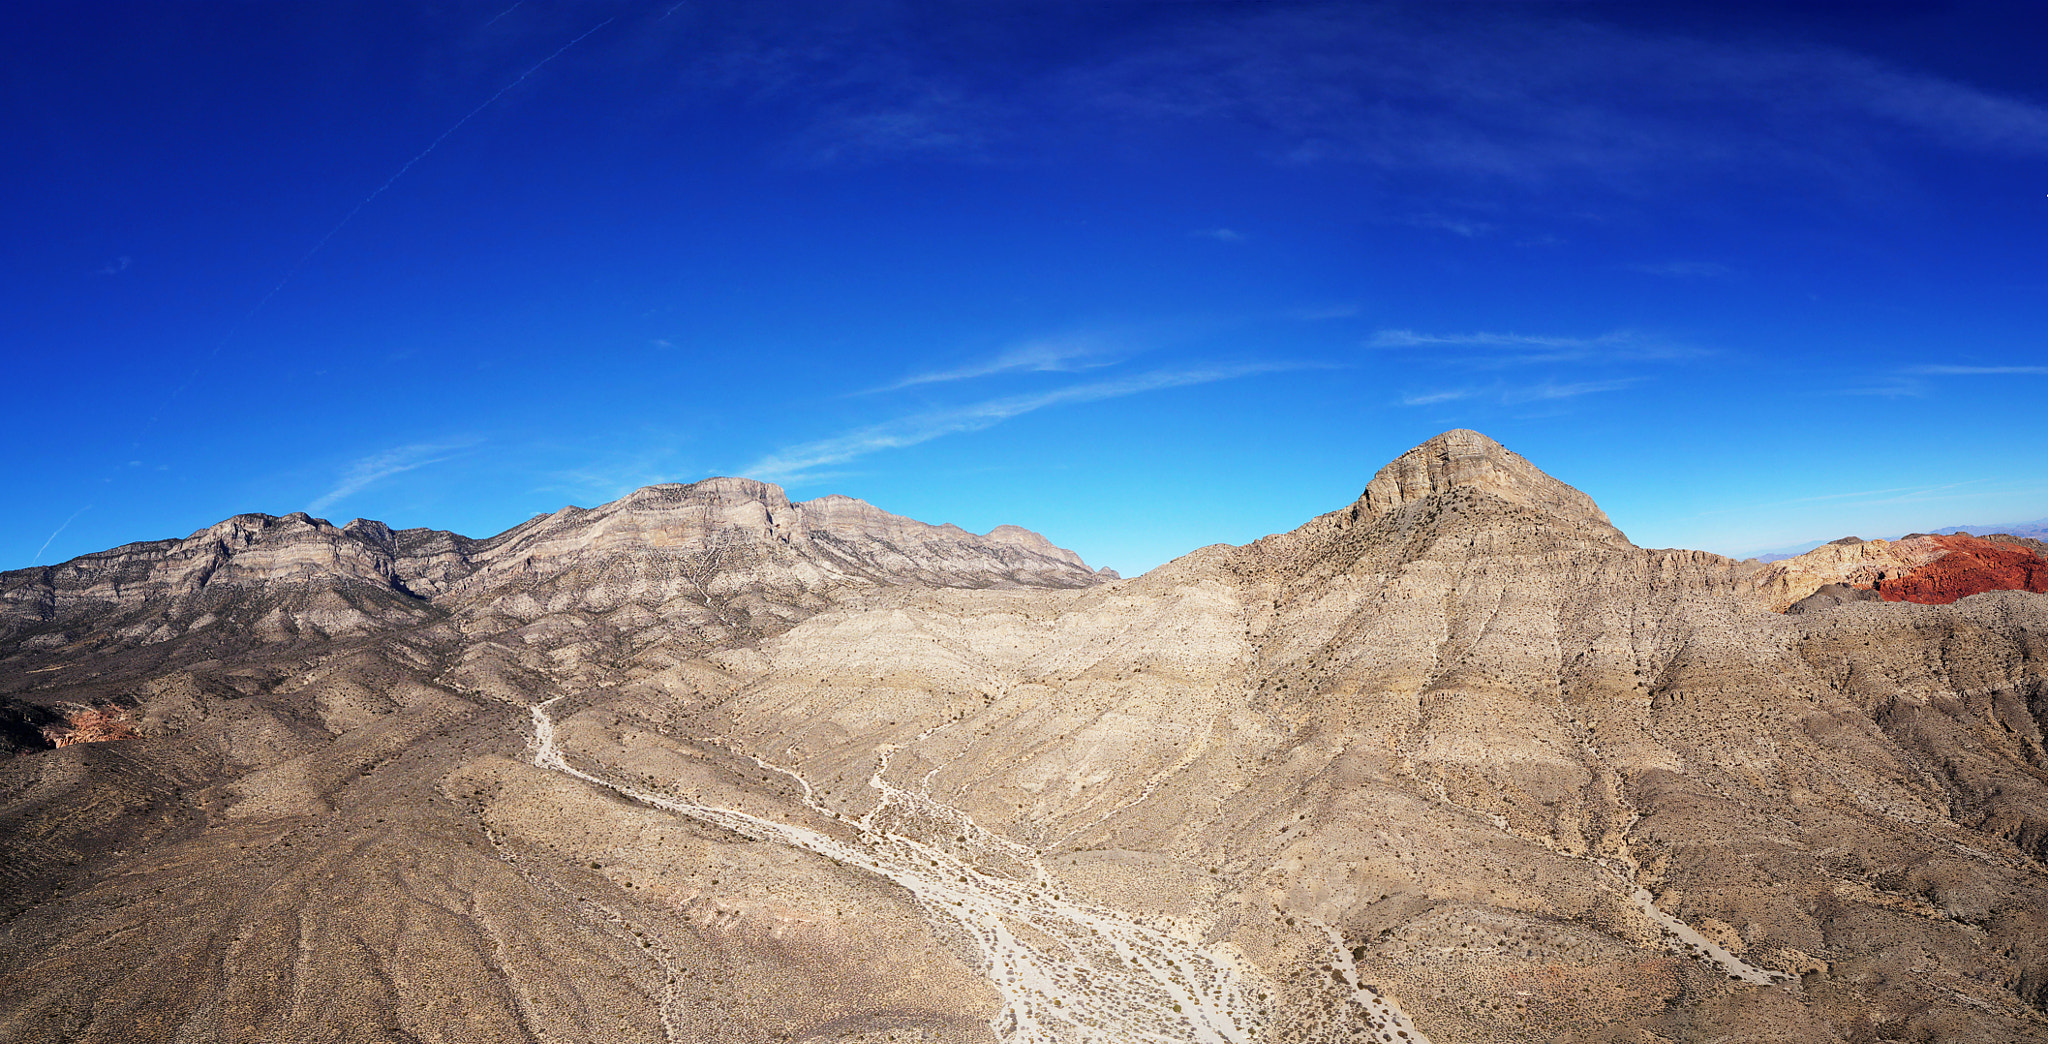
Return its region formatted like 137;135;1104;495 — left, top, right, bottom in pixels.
1752;532;2048;612
0;478;1101;667
1876;534;2048;605
1360;428;1619;532
3;431;2047;1044
1746;535;1951;612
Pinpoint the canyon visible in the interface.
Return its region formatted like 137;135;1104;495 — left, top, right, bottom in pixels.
3;429;2046;1043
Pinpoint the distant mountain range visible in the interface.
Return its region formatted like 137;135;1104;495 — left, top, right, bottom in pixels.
1745;516;2048;562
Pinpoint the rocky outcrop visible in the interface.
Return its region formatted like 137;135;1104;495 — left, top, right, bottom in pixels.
1360;428;1620;533
38;704;136;748
1746;535;1951;612
1875;533;2048;604
0;513;419;620
0;513;460;647
1753;532;2048;611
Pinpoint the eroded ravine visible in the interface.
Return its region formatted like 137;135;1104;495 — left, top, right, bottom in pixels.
526;691;1811;1040
529;698;1282;1043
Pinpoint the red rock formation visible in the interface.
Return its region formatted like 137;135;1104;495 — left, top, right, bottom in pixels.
1876;534;2048;605
40;704;137;747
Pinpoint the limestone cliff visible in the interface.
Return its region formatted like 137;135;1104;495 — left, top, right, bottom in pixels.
0;478;1103;661
1359;428;1618;532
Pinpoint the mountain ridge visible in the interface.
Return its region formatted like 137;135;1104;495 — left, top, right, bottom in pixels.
1743;515;2048;563
4;430;2047;1044
0;477;1105;654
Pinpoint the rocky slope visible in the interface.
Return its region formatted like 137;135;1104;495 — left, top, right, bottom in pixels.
0;478;1102;673
3;431;2046;1044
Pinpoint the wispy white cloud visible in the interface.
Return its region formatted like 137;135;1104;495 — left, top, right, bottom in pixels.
1369;328;1696;365
869;335;1121;393
1404;214;1496;238
752;363;1296;480
803;95;989;163
1904;364;2048;376
537;447;689;505
1830;378;1924;398
1502;378;1638;403
97;256;131;275
1400;388;1474;406
1742;483;1975;510
309;440;478;514
1399;377;1638;408
1833;363;2047;397
673;5;2048;196
1064;8;2048;189
1694;478;2012;518
1191;228;1247;243
1628;260;1732;278
1373;329;1619;350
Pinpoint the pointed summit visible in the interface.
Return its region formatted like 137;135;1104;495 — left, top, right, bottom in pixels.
1361;429;1613;527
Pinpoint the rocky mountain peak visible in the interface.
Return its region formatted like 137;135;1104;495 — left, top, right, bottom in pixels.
637;476;794;510
983;523;1079;562
1360;428;1614;527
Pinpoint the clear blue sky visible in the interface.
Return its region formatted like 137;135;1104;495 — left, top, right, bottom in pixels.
7;1;2046;575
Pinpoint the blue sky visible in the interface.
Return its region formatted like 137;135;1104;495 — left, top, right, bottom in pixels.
7;1;2046;574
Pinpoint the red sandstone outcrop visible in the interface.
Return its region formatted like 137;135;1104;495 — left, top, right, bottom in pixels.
1757;532;2048;612
1876;533;2048;605
1746;536;1949;612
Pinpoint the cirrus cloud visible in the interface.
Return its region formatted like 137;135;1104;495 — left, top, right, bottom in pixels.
752;363;1299;481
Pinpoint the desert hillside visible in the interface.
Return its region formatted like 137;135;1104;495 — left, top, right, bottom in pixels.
4;430;2046;1043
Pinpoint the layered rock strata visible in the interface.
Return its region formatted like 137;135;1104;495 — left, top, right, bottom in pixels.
2;431;2046;1044
0;478;1103;662
1754;532;2048;611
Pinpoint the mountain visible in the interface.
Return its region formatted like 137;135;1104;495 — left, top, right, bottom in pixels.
1748;539;1829;563
1938;517;2048;541
0;478;1102;675
1741;517;2048;564
4;431;2047;1043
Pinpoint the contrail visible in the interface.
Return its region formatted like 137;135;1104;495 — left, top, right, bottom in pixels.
143;13;620;428
31;506;91;566
248;15;619;323
19;10;621;570
482;1;524;30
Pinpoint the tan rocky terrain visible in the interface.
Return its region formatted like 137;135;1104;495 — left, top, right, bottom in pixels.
4;431;2046;1043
